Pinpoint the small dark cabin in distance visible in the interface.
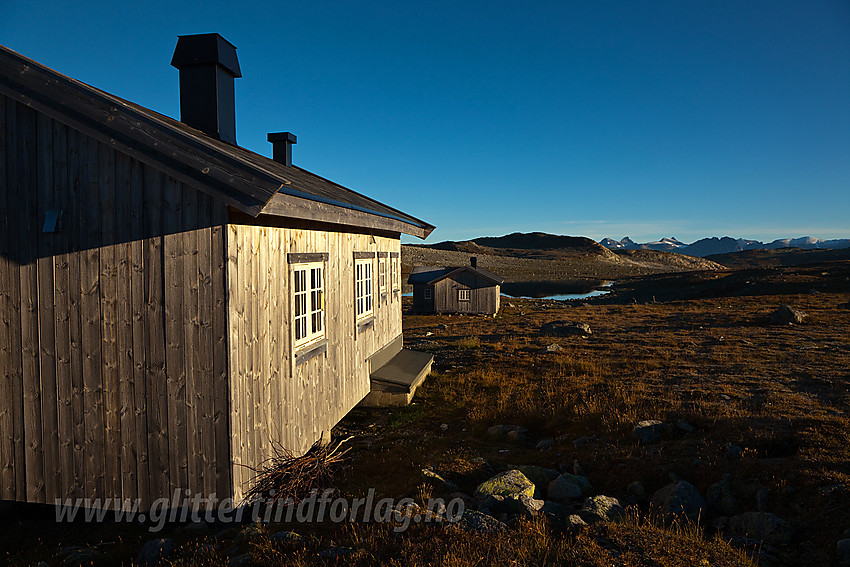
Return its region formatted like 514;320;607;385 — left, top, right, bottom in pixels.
408;257;505;315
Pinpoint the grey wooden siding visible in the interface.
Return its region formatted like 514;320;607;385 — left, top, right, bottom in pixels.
433;272;499;315
226;226;401;501
0;94;230;507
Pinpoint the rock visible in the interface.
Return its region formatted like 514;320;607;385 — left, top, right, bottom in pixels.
756;488;771;513
228;554;254;567
540;343;563;353
60;547;103;567
318;547;354;559
440;423;449;431
572;460;585;476
271;531;304;544
457;509;508;534
633;420;665;444
535;438;554;450
573;436;595;448
540;321;591;338
474;470;536;504
837;539;850;563
707;475;740;516
548;474;592;503
506;429;528;442
513;466;559;497
716;512;794;546
179;521;210;533
488;424;507;437
726;444;743;460
677;420;695;433
579;496;625;523
770;304;806;324
627;481;646;499
437;324;448;330
567;514;588;528
651;481;706;522
421;468;460;492
135;539;175;567
539;500;570;520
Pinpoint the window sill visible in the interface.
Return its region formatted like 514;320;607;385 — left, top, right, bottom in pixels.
294;338;328;366
357;316;375;332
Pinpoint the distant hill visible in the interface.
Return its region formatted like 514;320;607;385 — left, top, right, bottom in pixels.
428;232;608;256
601;235;850;257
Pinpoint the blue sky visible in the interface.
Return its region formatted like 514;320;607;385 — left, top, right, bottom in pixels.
2;0;849;243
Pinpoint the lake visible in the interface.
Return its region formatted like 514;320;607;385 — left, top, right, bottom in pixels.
501;280;613;300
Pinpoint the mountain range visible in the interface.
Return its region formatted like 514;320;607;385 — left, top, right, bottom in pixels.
600;236;850;257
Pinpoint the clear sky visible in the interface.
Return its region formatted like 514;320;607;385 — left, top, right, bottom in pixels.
2;0;849;244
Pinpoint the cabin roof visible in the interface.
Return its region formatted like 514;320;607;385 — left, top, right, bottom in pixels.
407;265;505;285
0;44;434;238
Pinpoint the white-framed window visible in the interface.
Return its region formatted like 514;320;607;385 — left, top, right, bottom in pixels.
392;257;400;291
458;289;470;302
355;258;373;319
293;262;325;348
424;287;432;300
379;257;387;294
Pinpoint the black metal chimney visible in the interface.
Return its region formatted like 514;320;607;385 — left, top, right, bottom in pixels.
267;132;297;167
470;256;477;268
170;33;242;144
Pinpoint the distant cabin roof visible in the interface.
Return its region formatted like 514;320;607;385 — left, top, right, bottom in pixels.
0;44;434;239
407;265;505;285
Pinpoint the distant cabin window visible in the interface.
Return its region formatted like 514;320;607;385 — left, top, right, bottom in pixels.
356;259;373;319
379;257;387;294
458;289;470;302
424;288;432;300
293;262;325;348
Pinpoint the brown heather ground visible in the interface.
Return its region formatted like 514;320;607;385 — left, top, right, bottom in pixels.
2;260;848;566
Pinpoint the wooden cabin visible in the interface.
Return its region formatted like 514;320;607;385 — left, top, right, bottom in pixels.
408;257;504;315
0;34;434;509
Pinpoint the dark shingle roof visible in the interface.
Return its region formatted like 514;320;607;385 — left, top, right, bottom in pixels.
407;265;505;285
0;44;434;238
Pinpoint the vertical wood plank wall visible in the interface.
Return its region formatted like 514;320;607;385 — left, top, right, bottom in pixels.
434;273;499;315
227;225;401;501
0;96;231;507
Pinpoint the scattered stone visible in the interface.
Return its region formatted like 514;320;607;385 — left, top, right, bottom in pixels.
540;321;592;338
271;531;304;545
567;514;588;528
756;488;771;513
318;547;354;559
837;539;850;563
573;459;585;476
579;496;625;523
573;436;595;448
228;554;253;567
770;304;806;324
633;420;665;444
627;481;646;499
540;343;564;353
707;475;740;516
487;424;529;439
726;444;743;460
651;481;706;523
457;510;508;534
513;466;559;497
135;539;175;567
539;500;569;521
507;429;528;442
60;546;103;567
677;420;695;433
474;470;536;504
535;438;554;450
488;425;507;437
715;512;794;546
440;423;449;431
548;476;582;503
421;468;460;492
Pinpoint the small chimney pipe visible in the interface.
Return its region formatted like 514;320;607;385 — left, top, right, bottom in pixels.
171;33;242;144
267;132;297;167
470;256;477;268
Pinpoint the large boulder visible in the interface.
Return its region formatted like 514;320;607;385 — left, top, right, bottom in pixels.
651;481;706;522
837;539;850;564
456;509;508;534
706;475;740;516
547;473;594;504
579;495;625;523
540;321;592;338
474;470;535;504
770;304;806;324
513;465;559;497
716;512;794;546
633;420;666;444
